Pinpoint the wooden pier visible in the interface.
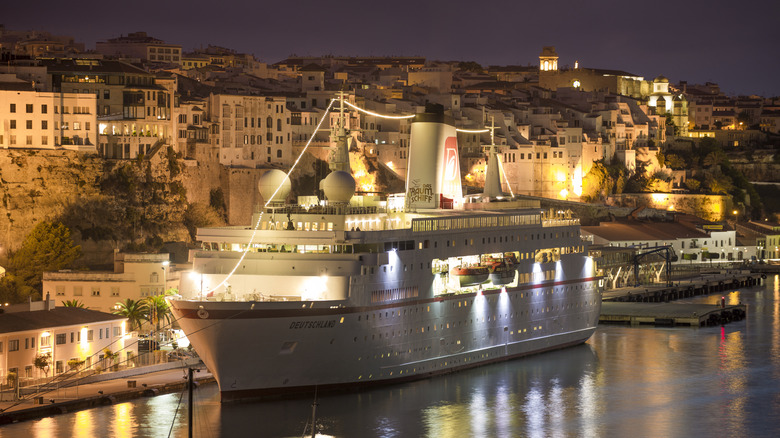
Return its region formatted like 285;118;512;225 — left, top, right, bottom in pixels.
602;272;764;303
599;302;747;327
598;271;760;327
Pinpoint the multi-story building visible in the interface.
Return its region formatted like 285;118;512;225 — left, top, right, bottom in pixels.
207;94;293;168
0;77;97;150
42;253;178;313
0;298;136;384
96;32;181;65
36;58;174;159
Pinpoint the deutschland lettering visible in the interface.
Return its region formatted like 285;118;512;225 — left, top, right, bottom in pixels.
289;320;337;329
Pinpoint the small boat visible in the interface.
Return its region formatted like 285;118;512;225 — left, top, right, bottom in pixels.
486;253;518;285
450;265;489;286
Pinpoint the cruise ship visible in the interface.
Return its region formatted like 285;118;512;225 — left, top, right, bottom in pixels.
169;105;602;402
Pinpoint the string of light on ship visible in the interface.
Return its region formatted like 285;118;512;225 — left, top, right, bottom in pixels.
340;99;490;133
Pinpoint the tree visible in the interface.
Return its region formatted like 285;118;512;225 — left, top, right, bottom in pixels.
34;352;51;378
209;188;227;221
145;295;173;338
62;299;85;308
113;298;148;332
183;202;225;241
6;221;81;301
665;153;687;169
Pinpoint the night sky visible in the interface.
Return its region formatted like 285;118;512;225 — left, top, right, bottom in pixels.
4;0;779;97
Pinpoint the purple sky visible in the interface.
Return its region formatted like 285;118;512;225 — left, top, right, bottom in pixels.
4;0;779;97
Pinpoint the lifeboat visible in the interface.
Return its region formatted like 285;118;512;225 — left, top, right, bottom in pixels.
450;265;489;286
486;253;518;285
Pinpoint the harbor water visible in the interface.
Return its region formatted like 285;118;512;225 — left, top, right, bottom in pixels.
3;277;780;437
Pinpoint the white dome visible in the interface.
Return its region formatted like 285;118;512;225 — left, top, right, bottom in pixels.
258;169;291;203
322;171;356;203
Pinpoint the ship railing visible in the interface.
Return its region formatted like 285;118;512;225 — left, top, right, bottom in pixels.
542;218;580;227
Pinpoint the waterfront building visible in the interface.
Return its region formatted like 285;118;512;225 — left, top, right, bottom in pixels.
42;253;178;313
0;298;136;385
0;77;97;151
581;215;753;264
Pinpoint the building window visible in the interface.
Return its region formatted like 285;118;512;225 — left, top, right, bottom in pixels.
26;120;32;129
41;334;50;346
111;287;120;297
26;136;32;145
92;288;100;297
9;120;15;129
113;326;121;337
56;333;66;345
41;120;48;129
73;286;82;296
41;136;48;145
56;361;63;374
26;104;33;113
87;330;94;342
9;340;19;351
10;103;16;113
25;366;32;378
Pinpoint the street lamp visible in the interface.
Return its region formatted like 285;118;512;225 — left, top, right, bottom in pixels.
161;261;170;295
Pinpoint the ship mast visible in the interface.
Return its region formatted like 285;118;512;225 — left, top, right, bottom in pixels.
328;91;352;173
483;116;504;198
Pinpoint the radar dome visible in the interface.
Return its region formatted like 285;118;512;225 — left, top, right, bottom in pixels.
322;171;356;203
258;169;291;203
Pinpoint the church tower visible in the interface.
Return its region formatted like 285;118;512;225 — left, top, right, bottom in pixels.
539;46;558;73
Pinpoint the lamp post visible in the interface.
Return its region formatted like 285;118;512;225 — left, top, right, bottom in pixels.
161;260;170;295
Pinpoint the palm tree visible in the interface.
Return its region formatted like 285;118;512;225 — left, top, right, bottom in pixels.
145;295;173;335
113;298;148;332
61;299;85;308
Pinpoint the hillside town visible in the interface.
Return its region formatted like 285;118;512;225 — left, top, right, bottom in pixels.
1;25;780;393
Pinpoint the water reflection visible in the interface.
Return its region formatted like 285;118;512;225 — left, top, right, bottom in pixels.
8;280;780;437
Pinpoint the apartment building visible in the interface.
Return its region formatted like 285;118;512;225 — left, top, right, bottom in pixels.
96;32;181;65
0;78;97;150
207;94;293;168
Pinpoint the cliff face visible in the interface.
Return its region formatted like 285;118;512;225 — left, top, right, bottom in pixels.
0;149;102;262
0;149;191;266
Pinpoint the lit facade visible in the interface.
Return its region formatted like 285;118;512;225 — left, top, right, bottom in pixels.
207;94;293;168
42;253;178;313
0;299;136;385
0;87;97;150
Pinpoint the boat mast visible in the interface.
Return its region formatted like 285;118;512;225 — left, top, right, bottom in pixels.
328;90;352;173
483;116;504;198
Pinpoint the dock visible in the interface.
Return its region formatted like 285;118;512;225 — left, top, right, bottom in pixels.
598;271;760;327
602;272;764;303
599;302;746;326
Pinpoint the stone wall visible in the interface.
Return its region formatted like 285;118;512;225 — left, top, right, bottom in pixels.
607;193;732;222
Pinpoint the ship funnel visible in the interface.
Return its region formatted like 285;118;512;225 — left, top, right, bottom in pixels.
405;106;463;210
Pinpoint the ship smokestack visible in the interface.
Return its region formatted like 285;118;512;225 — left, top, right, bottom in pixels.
405;105;463;210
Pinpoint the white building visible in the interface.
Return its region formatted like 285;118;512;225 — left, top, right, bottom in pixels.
43;253;179;313
0;81;97;151
0;298;136;384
